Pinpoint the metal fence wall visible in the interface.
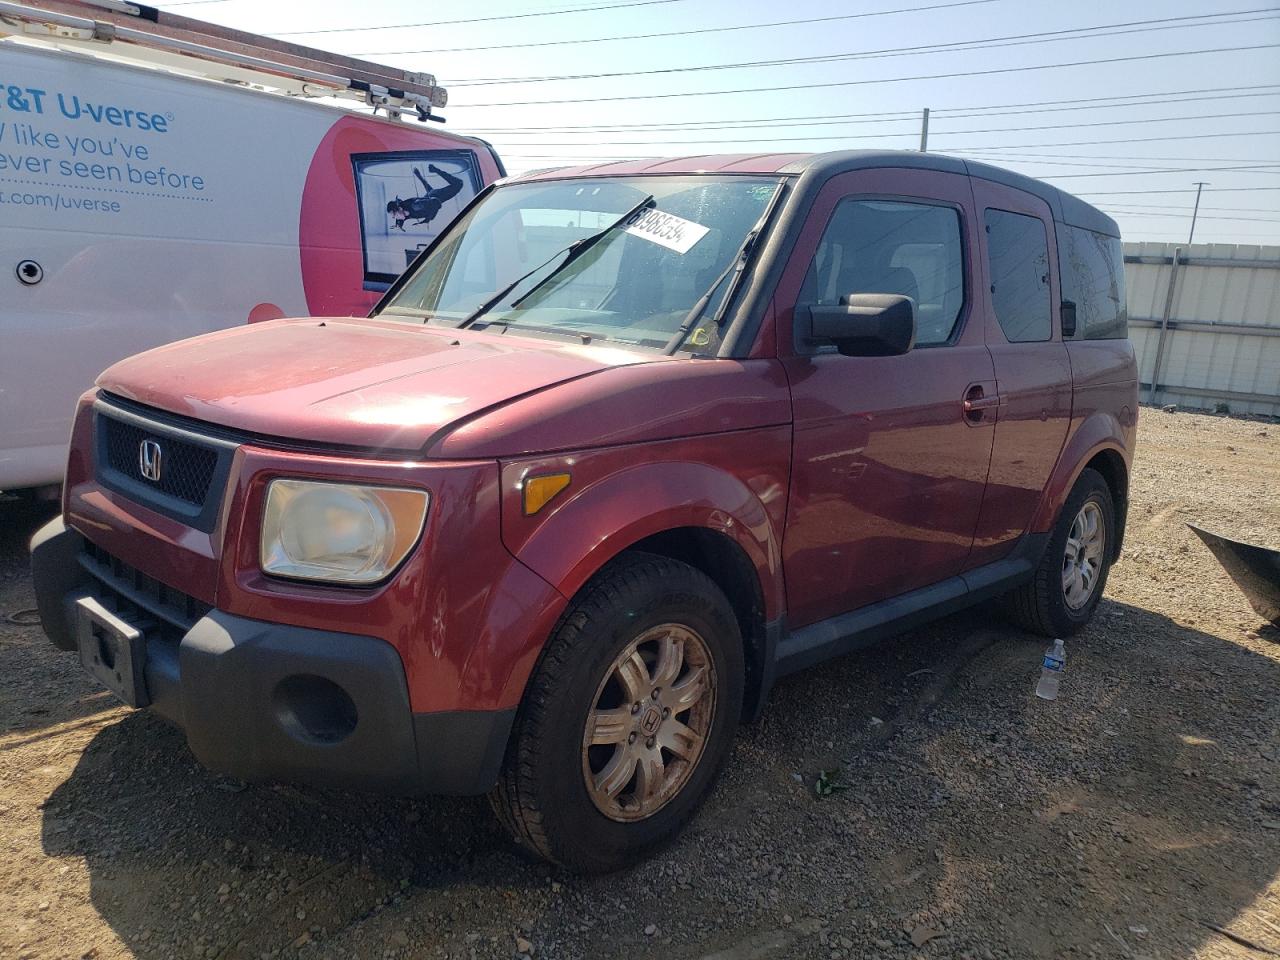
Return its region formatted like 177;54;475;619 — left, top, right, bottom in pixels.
1124;242;1280;416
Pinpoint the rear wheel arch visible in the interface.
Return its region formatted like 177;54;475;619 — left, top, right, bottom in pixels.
1038;444;1129;560
1081;448;1128;560
1032;413;1130;547
1004;466;1116;636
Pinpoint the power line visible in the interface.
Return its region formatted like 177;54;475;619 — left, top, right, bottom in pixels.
1181;236;1280;240
950;131;1280;151
485;110;1280;146
1085;202;1280;213
951;149;1276;163
963;156;1280;172
497;155;1280;181
464;86;1280;134
955;154;1280;171
273;0;689;36
497;129;1280;160
465;87;1280;136
1102;209;1280;222
447;10;1279;86
1114;228;1280;237
1041;164;1280;180
1078;187;1280;195
1111;230;1280;242
455;43;1280;107
356;0;1001;56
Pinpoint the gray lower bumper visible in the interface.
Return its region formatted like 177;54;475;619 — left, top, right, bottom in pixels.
29;517;513;796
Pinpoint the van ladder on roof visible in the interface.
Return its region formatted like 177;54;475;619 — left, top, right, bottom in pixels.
0;0;448;122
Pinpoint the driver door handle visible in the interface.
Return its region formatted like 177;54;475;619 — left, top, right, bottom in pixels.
963;383;1000;424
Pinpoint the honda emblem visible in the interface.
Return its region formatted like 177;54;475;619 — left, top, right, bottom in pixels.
139;439;163;482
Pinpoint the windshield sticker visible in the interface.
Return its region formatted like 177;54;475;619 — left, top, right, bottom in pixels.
622;208;710;254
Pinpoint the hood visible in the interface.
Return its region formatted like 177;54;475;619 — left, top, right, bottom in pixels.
97;317;659;453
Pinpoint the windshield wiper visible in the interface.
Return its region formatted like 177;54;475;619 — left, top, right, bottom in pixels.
378;306;433;322
507;193;654;310
457;194;654;330
661;227;760;355
663;182;785;355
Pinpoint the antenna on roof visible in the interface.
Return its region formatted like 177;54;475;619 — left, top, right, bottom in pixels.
0;0;449;122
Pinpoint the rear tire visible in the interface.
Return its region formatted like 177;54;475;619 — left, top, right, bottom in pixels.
1003;468;1115;637
489;552;743;872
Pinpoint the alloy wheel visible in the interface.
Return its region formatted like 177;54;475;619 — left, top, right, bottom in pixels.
1062;500;1106;610
581;623;717;822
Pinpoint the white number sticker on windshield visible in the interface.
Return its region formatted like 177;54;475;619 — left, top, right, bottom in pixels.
622;208;710;254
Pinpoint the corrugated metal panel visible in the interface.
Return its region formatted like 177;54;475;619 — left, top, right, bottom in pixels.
1124;242;1280;416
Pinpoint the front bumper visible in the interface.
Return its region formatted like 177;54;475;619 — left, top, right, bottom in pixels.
30;517;513;796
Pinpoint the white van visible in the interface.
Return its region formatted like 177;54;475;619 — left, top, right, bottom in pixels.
1;5;503;493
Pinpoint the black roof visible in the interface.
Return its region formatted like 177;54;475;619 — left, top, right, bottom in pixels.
777;150;1120;239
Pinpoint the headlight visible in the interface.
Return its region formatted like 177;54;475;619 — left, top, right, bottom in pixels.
260;479;429;585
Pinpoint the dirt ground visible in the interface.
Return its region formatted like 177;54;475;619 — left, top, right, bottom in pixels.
1;407;1277;960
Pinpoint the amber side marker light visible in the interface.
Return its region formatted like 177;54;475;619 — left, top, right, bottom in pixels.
523;473;571;515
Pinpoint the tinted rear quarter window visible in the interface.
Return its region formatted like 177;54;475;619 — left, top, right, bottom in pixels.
985;209;1051;343
1058;224;1128;340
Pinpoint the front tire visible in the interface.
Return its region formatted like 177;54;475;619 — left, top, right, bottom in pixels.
1003;468;1115;637
489;552;743;872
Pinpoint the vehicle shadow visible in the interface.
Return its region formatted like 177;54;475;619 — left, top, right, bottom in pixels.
0;498;123;738
38;599;1280;960
0;496;58;560
751;598;1280;959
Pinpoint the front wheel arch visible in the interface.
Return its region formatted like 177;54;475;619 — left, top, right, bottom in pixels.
490;551;745;871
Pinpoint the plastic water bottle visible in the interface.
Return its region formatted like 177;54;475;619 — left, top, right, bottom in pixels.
1036;639;1066;700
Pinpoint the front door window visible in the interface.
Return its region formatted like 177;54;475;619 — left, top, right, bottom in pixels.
799;198;965;346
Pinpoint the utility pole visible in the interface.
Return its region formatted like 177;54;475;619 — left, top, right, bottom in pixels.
1188;181;1208;244
919;107;930;152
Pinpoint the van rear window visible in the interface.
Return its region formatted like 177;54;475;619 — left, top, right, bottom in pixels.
1057;225;1128;340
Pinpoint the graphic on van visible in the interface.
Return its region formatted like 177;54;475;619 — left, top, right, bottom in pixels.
351;150;481;287
386;165;466;231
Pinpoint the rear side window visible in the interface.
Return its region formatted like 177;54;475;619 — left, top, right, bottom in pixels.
985;209;1051;343
1058;224;1128;340
799;199;965;346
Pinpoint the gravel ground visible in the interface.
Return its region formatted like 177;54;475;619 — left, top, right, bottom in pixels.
1;406;1277;960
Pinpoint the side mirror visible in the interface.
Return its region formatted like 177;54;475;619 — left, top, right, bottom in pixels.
1060;300;1078;338
804;293;916;357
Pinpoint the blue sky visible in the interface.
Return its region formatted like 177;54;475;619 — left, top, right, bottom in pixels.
169;0;1280;244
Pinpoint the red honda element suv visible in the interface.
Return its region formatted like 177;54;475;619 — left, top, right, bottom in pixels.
32;151;1137;871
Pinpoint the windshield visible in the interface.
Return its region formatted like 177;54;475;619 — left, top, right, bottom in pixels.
378;175;783;351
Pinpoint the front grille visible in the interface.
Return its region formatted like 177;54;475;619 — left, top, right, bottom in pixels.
94;400;236;533
81;540;212;644
102;415;218;507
